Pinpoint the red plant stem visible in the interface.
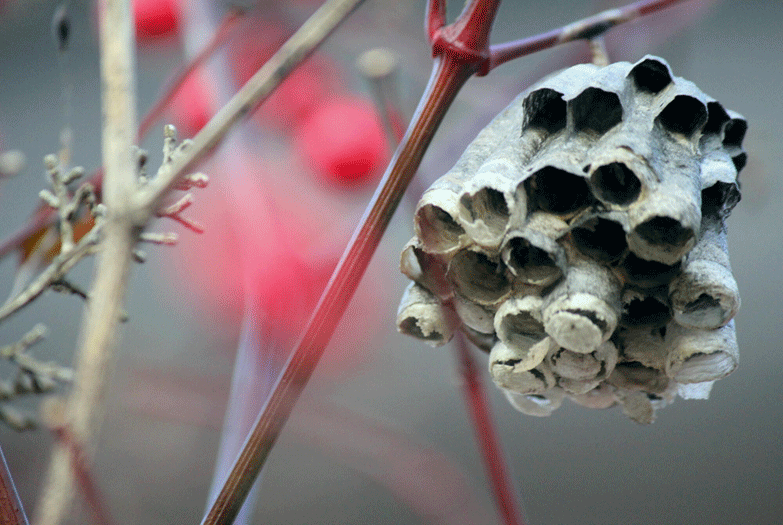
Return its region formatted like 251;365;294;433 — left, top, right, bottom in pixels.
52;427;112;525
201;54;475;525
488;0;686;72
365;54;520;522
0;444;28;525
453;332;525;525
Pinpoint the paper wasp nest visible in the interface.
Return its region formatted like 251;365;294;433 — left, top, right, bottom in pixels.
397;56;746;423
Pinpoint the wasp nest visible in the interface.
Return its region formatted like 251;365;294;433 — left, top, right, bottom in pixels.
397;56;745;423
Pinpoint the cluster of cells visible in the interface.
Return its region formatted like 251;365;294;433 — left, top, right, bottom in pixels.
397;56;746;423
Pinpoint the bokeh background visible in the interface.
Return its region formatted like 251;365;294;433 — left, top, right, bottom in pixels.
0;0;780;524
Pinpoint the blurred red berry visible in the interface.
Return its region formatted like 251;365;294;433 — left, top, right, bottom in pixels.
171;163;388;373
175;169;339;336
133;0;179;40
229;20;288;85
295;96;389;186
167;72;215;137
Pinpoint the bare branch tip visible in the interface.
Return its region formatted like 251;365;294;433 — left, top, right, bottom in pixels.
39;189;60;208
139;231;178;246
43;153;59;171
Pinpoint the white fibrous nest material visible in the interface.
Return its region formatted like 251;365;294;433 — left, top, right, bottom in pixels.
396;56;746;424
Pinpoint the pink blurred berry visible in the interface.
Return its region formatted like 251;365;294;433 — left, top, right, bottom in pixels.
296;96;388;186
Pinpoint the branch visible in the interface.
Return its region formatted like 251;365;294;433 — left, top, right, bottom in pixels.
488;0;686;72
0;9;238;264
0;161;103;324
453;333;524;525
137;8;245;139
34;0;138;523
0;228;100;323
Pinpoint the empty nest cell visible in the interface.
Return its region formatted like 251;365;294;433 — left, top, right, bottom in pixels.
571;216;628;263
656;95;708;138
523;166;592;215
415;203;465;254
628;56;673;94
571;87;623;134
448;249;511;306
523;88;567;133
590;162;641;206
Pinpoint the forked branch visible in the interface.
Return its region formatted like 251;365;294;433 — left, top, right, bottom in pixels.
203;0;688;523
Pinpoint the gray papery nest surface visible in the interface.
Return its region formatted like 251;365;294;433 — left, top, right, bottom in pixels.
397;56;745;424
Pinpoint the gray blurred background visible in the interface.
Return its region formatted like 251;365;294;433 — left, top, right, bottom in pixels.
0;0;780;524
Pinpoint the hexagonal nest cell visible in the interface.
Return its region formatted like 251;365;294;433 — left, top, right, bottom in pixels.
398;56;745;424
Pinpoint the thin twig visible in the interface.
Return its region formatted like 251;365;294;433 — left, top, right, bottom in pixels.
0;222;101;323
487;0;686;72
453;333;525;525
357;47;427;202
134;0;367;215
34;0;138;523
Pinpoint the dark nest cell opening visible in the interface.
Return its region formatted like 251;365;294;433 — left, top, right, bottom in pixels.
702;182;740;218
634;216;694;249
656;95;708;138
506;237;558;273
619;252;681;286
571;88;623;134
621;294;671;327
416;204;464;252
703;101;730;135
449;250;510;303
591;162;641;205
524;166;592;215
459;187;510;232
628;58;672;93
571;217;627;263
731;152;747;172
399;317;442;342
723;118;747;148
523;88;567;134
